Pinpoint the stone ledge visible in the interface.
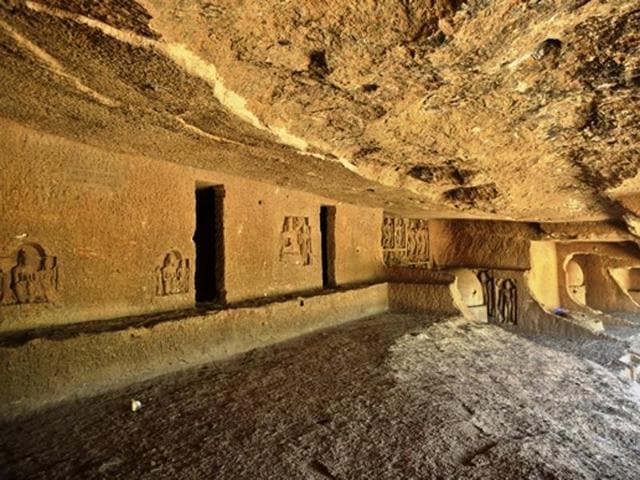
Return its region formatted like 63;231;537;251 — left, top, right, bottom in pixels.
0;283;389;419
0;278;606;419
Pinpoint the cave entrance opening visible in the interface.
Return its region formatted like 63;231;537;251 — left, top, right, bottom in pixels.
194;184;225;305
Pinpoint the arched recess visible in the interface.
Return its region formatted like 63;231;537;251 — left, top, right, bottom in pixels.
565;258;586;306
452;268;486;321
564;254;640;314
559;253;598;314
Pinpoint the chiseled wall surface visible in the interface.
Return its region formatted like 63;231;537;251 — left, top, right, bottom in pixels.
0;120;383;332
0;121;195;332
222;183;324;303
388;283;461;315
430;220;534;270
334;204;385;286
527;241;560;310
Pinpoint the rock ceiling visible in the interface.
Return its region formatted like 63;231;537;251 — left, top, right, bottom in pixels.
0;0;638;222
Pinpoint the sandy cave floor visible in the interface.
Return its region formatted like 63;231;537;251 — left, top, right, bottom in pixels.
3;314;640;479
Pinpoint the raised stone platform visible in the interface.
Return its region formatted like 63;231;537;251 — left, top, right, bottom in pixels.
3;314;640;479
0;279;608;418
1;284;391;418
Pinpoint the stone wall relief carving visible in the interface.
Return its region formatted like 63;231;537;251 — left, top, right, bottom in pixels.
476;270;517;325
382;215;429;267
156;250;190;296
0;243;58;306
478;270;496;319
279;216;312;266
497;278;517;325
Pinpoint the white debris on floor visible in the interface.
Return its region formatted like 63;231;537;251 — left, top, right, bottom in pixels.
130;399;142;412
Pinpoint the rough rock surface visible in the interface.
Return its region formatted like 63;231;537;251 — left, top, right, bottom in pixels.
148;0;640;221
3;313;640;479
0;1;638;221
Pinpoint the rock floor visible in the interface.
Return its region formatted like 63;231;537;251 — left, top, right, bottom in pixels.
2;313;640;479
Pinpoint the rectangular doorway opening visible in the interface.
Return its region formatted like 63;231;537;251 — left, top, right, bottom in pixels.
194;184;225;305
320;205;336;288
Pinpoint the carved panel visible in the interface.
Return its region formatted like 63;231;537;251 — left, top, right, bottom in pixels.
477;270;517;325
0;243;58;306
280;216;312;266
382;215;429;267
156;251;190;296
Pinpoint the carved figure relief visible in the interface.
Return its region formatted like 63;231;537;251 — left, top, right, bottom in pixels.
381;216;429;267
280;216;312;266
477;270;496;319
382;217;394;249
477;270;517;325
497;279;517;325
156;251;190;296
394;218;406;249
0;243;58;306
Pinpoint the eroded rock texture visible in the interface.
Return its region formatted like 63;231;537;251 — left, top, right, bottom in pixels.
0;0;638;221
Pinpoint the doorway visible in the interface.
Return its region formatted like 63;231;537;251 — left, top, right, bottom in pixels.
194;184;225;304
320;206;336;288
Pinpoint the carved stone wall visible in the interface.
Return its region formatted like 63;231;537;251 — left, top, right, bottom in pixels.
0;243;58;306
477;270;518;325
381;215;429;267
279;216;312;266
155;251;190;296
0;119;387;330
